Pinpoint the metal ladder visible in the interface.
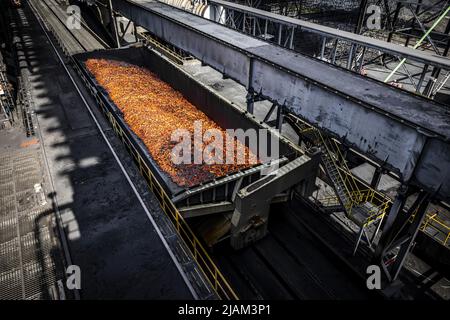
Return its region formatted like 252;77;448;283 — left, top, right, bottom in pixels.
314;130;356;211
313;129;390;254
284;113;391;253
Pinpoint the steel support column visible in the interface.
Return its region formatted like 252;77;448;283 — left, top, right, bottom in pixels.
108;0;121;48
246;91;254;114
370;166;383;189
230;153;320;249
375;190;431;282
355;0;368;34
374;186;408;260
390;192;429;281
276;104;283;131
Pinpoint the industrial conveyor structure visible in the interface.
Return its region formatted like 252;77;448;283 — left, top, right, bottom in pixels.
154;0;450;96
105;0;450;281
25;0;444;293
2;0;448;300
284;113;392;255
72;46;320;251
111;0;450;202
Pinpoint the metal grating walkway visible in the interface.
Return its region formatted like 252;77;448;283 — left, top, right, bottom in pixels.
0;149;65;299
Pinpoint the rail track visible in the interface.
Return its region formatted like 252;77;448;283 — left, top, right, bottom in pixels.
26;0;384;300
37;0;108;52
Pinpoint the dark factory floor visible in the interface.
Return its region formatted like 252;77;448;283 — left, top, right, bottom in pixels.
0;2;194;299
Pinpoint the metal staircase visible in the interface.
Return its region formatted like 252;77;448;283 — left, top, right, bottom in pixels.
281;112;393;254
312;129;391;254
286;113;450;253
315;130;356;210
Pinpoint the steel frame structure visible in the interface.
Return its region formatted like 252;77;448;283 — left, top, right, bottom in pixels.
108;0;450;97
113;0;450;201
354;1;450;95
72;0;450;284
107;0;450;282
385;0;450;97
205;0;450;73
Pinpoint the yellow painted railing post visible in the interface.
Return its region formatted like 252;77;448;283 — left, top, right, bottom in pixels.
99;109;238;300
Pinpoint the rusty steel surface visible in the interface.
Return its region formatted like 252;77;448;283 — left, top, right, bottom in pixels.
85;59;257;187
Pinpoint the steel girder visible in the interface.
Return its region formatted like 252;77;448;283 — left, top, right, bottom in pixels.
208;0;450;70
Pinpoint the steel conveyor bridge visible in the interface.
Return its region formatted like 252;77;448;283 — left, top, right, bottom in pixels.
112;0;450;203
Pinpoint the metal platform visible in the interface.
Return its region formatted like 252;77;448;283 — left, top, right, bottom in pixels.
0;143;65;300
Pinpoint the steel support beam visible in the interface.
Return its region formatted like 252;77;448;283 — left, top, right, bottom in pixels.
108;0;121;48
230;153;320;249
355;0;368;34
370;166;383;189
375;190;431;282
207;0;450;70
179;201;234;218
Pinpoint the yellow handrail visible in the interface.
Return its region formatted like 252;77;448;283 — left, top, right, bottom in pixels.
315;130;358;203
297;118;448;247
421;210;450;246
330;138;362;199
312;128;392;221
100;101;239;300
318;188;390;225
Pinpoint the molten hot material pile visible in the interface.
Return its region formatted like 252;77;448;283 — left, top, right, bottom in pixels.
85;59;257;187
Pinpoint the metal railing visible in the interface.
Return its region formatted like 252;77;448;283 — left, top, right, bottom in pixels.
286;113;391;225
317;189;390;227
137;31;195;65
315;129;362;206
421;209;450;246
349;189;391;225
103;104;239;300
294;115;448;248
205;0;450;94
314;129;391;225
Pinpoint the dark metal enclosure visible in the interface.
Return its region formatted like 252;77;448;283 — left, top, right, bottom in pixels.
73;46;296;206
